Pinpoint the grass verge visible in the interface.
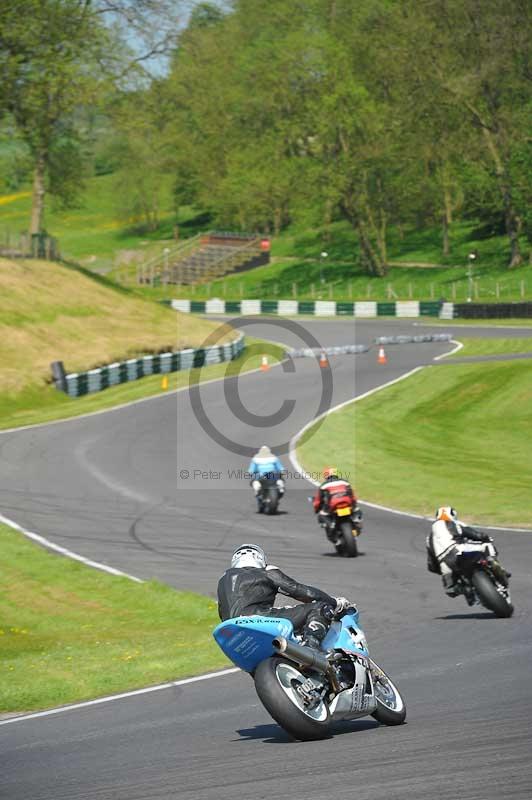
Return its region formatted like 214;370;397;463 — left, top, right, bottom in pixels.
0;523;229;713
448;338;532;358
0;336;285;431
297;359;532;527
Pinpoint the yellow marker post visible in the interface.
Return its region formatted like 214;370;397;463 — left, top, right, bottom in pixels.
161;375;169;390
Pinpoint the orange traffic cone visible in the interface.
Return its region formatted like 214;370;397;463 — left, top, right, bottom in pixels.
260;355;269;371
377;346;387;365
319;351;329;369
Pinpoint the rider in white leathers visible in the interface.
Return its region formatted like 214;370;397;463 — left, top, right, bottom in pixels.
428;506;493;596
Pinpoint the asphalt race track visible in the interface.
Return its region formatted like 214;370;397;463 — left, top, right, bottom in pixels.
1;319;531;800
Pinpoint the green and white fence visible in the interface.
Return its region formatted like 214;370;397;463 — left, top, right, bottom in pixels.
170;299;445;317
57;334;245;398
170;299;532;320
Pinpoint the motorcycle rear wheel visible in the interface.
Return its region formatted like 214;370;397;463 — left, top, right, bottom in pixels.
338;520;358;557
472;569;513;618
254;656;330;741
370;661;406;726
265;487;279;515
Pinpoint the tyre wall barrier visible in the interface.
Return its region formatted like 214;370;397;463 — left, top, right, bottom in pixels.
453;301;532;319
375;334;453;345
53;334;245;398
287;345;370;358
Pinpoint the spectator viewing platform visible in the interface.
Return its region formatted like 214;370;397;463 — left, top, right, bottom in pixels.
137;232;271;286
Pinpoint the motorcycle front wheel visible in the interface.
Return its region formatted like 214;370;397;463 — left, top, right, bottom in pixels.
254;656;330;740
370;661;407;726
472;569;513;618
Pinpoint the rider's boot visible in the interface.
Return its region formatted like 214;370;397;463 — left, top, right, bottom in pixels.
303;620;328;651
442;573;459;597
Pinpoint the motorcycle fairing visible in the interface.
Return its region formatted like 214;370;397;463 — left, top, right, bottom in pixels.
213;616;294;672
321;611;369;657
329;660;377;720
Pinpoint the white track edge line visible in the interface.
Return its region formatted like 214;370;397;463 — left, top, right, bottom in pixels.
0;668;240;726
0;513;144;582
288;357;532;533
433;339;463;360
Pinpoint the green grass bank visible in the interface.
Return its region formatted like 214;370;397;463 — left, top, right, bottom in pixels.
0;255;284;430
0;523;229;713
298;349;532;528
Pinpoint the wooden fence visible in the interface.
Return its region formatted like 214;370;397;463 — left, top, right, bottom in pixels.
0;231;60;260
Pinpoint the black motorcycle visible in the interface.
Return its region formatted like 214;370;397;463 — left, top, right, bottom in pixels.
428;537;513;617
257;476;282;515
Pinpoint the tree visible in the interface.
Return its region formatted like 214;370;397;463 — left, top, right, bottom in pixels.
0;1;108;234
391;0;532;267
0;0;184;235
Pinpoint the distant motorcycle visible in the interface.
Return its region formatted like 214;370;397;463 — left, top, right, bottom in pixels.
315;495;363;557
213;606;406;741
257;476;282;515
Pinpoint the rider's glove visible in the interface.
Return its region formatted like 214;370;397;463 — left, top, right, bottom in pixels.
334;597;352;614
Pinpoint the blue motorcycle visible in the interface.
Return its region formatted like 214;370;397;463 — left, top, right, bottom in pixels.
213;607;406;741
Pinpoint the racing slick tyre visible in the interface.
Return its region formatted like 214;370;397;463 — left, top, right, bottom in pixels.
472;569;513;618
254;656;331;741
370;661;406;726
339;520;358;557
265;487;279;515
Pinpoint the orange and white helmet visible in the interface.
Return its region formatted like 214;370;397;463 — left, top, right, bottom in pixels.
435;506;458;523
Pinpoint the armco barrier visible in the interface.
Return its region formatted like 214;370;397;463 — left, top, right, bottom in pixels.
170;299;443;318
170;299;532;319
57;334;245;398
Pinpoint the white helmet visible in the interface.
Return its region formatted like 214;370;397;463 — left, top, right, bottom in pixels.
435;506;458;523
231;543;267;569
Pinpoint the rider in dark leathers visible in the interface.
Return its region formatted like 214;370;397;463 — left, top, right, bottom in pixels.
217;544;351;649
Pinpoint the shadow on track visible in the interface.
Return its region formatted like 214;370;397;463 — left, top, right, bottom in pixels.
435;612;503;620
236;718;379;744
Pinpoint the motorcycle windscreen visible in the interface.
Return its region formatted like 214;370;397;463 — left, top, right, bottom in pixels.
213;616;294;672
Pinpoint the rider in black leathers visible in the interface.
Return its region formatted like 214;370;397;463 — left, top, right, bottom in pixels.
217;544;351;649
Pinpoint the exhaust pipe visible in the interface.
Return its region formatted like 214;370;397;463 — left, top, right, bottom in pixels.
272;637;330;674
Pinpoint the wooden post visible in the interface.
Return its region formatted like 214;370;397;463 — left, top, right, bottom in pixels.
292;282;297;298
